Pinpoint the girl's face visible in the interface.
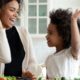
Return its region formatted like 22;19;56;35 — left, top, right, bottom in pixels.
46;23;63;51
0;0;19;28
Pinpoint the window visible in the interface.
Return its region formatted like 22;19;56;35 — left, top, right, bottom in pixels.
15;0;48;37
27;0;48;36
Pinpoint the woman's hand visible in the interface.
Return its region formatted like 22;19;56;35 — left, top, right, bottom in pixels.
22;71;36;80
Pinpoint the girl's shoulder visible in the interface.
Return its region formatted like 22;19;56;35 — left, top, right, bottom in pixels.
54;47;71;56
45;53;55;65
46;47;71;61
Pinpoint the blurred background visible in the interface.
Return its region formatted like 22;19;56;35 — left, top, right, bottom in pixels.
16;0;80;64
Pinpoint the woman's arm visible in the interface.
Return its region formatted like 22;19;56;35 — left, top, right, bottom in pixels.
0;20;11;63
20;27;42;77
25;30;42;76
71;9;80;59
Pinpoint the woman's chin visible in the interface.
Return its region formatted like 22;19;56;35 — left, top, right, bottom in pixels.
4;25;13;29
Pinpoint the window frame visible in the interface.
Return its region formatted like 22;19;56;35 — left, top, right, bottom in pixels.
27;0;49;38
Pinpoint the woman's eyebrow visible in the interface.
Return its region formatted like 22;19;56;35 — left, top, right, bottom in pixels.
9;7;19;12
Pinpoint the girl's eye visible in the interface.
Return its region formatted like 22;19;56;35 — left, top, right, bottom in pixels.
48;32;53;35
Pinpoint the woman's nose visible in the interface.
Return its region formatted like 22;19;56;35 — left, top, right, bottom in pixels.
13;12;18;18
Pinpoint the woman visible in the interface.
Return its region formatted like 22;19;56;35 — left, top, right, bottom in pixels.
0;0;41;78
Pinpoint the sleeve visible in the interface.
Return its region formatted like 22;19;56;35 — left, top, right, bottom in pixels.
45;54;58;79
0;29;11;63
22;28;42;77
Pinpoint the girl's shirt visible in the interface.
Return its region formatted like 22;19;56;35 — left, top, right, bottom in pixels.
45;47;80;79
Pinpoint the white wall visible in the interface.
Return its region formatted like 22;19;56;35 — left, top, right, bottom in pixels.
32;37;56;64
48;0;80;11
31;0;80;64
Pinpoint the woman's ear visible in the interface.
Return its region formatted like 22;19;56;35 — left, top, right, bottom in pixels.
0;9;2;18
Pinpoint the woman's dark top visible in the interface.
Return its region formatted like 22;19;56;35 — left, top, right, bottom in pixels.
4;26;25;77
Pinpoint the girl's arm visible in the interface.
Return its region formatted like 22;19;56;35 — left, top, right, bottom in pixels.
71;9;80;59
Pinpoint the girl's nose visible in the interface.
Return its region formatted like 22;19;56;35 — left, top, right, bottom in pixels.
46;34;48;39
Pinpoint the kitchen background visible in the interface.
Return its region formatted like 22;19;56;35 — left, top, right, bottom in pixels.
16;0;80;64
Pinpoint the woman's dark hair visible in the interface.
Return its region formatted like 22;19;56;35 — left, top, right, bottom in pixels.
0;0;23;9
49;8;72;49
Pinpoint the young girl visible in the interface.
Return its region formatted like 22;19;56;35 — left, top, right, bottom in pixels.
0;0;41;78
45;9;80;79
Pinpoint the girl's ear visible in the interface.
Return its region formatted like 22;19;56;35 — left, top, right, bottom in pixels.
0;9;1;17
0;8;3;19
0;8;1;12
0;9;1;18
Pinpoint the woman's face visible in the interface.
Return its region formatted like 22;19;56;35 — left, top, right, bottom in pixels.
0;0;19;28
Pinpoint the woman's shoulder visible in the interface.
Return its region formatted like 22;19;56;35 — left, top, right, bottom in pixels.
15;26;29;34
15;26;27;31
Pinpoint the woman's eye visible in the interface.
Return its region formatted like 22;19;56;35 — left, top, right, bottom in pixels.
9;9;19;15
10;9;15;12
17;11;19;14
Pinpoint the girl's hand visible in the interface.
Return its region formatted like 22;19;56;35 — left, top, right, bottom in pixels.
71;9;80;21
22;71;36;80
